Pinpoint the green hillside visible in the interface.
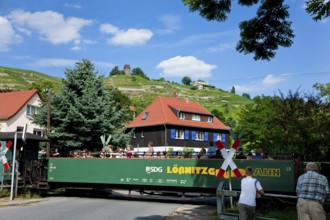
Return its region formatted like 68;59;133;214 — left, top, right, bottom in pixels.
105;75;252;118
0;66;252;120
0;66;62;91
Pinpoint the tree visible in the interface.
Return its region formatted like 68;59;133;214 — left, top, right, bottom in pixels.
183;0;329;60
28;80;59;97
230;86;236;94
242;93;251;99
33;60;132;150
131;67;149;80
181;76;192;85
239;90;330;161
109;66;124;76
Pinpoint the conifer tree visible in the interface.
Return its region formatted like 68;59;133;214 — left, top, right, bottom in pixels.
33;59;131;150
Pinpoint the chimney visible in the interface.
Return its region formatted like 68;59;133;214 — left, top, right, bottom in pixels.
173;92;178;98
184;96;189;103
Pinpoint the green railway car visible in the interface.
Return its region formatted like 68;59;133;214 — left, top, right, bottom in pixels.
48;158;300;194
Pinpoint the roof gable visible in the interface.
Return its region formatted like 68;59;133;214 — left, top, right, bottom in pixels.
0;90;41;120
126;96;229;130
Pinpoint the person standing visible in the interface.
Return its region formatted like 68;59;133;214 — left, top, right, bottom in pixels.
238;166;264;220
146;142;154;158
296;162;329;220
206;141;216;158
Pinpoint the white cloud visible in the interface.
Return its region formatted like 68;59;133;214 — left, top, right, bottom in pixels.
0;16;22;51
156;56;217;79
100;23;153;46
100;23;119;34
157;14;181;34
32;58;76;67
64;3;82;9
208;43;234;52
7;10;93;45
31;58;114;69
262;74;286;86
235;74;288;94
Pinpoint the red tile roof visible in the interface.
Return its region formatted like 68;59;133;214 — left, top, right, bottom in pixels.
126;96;230;130
0;90;41;120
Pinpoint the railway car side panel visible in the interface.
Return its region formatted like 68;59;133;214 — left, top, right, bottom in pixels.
48;158;296;193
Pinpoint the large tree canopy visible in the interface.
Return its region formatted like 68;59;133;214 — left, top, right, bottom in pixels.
183;0;329;60
33;60;132;150
239;88;330;161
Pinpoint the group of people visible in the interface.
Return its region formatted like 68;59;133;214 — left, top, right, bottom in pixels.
238;162;329;220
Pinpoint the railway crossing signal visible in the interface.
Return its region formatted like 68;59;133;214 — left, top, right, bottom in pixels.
215;139;242;178
0;140;13;170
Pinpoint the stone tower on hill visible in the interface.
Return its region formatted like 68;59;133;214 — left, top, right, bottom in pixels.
124;64;131;75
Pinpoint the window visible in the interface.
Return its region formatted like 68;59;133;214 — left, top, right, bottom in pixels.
133;133;136;138
216;133;222;141
141;131;144;138
207;116;213;122
178;112;185;119
27;105;38;115
16;127;24;132
142;112;149;120
175;130;184;139
195;131;204;141
192;114;200;121
33;130;43;137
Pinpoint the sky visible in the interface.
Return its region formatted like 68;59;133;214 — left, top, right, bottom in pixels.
0;0;329;98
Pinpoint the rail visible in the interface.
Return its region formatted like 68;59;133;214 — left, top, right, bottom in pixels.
216;181;298;220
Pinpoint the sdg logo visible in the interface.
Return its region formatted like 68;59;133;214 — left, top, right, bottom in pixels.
146;166;163;174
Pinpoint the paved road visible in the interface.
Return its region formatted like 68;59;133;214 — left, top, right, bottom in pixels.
0;197;182;220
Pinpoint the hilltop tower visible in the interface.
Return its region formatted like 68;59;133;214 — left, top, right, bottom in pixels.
124;64;131;75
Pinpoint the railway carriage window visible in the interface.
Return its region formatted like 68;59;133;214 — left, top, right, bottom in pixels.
175;129;184;139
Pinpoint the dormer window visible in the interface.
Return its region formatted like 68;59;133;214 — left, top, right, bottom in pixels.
179;112;185;119
192;114;200;121
207;116;213;122
142;112;149;120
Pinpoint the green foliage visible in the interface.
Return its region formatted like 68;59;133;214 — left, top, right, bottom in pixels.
239;90;330;161
27;80;60;97
242;93;251;99
183;0;231;21
236;0;294;60
131;67;149;80
313;82;330;98
306;0;330;21
181;76;192;85
32;60;132;150
109;66;124;76
182;0;330;60
230;86;236;94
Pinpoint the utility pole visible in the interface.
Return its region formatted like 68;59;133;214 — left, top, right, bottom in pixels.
46;89;51;159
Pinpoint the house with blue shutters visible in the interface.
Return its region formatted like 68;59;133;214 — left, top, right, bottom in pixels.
125;96;230;152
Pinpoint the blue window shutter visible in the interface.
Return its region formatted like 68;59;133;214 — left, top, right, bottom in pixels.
192;131;196;140
171;129;175;139
213;133;217;141
184;130;189;140
222;133;226;142
204;132;208;141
